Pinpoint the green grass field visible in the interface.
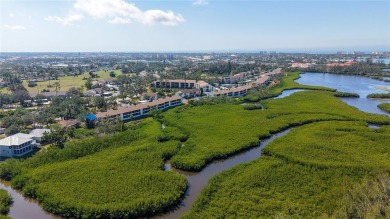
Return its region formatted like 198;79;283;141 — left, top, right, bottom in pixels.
184;121;390;218
22;70;122;93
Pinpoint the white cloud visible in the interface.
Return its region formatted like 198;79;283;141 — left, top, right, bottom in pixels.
108;17;131;24
142;10;184;26
3;24;27;30
45;13;84;26
9;13;15;17
193;0;208;6
45;0;184;26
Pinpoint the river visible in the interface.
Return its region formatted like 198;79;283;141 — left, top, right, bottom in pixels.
160;129;291;218
0;180;58;219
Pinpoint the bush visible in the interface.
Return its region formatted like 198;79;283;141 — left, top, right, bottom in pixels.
333;92;360;97
0;189;12;215
378;103;390;113
367;93;390;99
3;119;188;218
243;104;263;110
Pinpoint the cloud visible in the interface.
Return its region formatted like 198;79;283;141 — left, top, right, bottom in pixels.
108;17;131;24
142;10;184;26
45;0;184;26
193;0;208;6
45;13;84;26
9;13;15;17
3;24;27;30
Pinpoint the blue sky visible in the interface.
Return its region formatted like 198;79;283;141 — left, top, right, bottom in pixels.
1;0;389;52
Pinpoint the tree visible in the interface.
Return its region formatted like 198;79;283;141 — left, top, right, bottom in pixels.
93;96;107;111
34;94;46;106
53;81;61;95
66;87;83;97
12;89;30;105
109;71;116;78
60;96;86;120
44;124;73;149
85;78;92;90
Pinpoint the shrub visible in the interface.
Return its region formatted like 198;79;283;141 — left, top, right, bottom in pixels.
367;93;390;99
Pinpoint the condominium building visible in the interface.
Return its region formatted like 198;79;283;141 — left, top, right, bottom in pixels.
95;95;183;121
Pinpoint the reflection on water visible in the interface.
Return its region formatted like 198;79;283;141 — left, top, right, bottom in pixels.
0;180;58;219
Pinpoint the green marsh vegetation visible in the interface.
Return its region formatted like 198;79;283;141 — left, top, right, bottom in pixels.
0;118;188;218
378;103;390;113
367;93;390;99
243;71;335;102
184;121;390;218
0;71;389;218
0;189;12;218
163;91;389;171
333;91;360;98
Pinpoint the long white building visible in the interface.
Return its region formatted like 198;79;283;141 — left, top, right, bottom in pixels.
95;95;183;121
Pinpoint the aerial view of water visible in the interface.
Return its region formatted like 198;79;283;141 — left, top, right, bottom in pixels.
297;72;390;116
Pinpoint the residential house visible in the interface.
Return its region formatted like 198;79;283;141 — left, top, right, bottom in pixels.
179;89;200;98
30;91;67;100
0;133;36;157
84;88;103;97
195;81;214;93
221;72;247;84
29;129;50;143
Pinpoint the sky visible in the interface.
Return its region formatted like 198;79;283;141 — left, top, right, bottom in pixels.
1;0;389;52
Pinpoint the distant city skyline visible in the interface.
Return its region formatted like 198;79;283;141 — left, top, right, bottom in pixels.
1;0;389;52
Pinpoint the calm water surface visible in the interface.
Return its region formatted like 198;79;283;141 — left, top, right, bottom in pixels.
296;73;390;116
0;180;58;219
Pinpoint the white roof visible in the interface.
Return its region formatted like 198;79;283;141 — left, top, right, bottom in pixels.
0;133;34;146
12;133;34;139
29;129;50;138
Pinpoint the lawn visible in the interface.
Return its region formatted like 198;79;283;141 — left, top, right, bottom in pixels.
22;70;122;93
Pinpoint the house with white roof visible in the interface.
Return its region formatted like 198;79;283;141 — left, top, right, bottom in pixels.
0;133;36;158
29;129;50;142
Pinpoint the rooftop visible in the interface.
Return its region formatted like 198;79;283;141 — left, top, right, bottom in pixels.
29;129;51;138
0;133;34;146
95;95;182;118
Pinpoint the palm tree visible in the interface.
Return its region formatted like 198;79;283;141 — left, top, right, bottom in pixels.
54;81;61;95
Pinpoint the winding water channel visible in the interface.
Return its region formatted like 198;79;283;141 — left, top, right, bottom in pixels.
1;72;389;219
0;180;58;219
160;129;291;218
